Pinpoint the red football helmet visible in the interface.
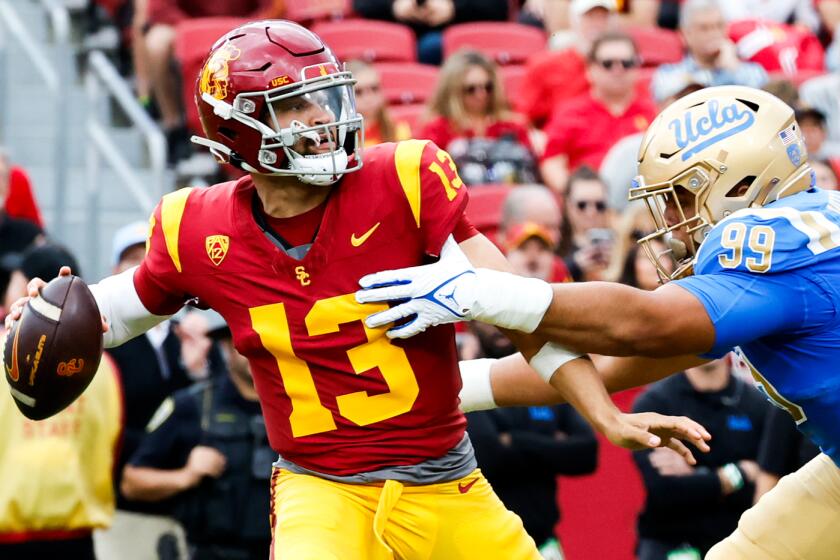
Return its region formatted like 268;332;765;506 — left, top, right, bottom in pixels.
192;20;363;185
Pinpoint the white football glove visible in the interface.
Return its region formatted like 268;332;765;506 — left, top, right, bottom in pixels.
355;236;554;339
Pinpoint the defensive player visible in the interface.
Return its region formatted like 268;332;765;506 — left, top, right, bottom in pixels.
4;20;708;560
357;85;840;559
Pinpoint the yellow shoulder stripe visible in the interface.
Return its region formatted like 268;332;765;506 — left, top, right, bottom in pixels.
160;187;194;273
394;140;429;228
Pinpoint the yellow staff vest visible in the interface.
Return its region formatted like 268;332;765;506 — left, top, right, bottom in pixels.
0;354;123;534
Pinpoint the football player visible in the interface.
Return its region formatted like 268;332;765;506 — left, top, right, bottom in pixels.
4;21;709;560
357;85;840;559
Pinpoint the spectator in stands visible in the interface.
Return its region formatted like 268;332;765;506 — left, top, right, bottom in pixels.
813;159;839;188
347;60;411;146
0;245;123;560
763;78;800;107
754;406;821;502
600;82;705;211
617;238;671;290
419;50;537;185
121;309;272;560
822;1;840;72
498;184;572;282
94;222;199;560
800;63;840;157
558;166;615;282
0;149;43;228
541;31;655;193
352;0;508;65
141;0;275;163
650;0;767;104
467;402;597;560
517;0;617;128
797;107;829;159
632;357;771;560
718;0;820;32
0;153;44;310
603;202;657;280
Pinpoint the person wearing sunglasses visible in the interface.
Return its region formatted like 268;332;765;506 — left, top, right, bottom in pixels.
347;60;412;147
541;31;656;194
418;50;535;183
650;0;767;105
557;166;614;282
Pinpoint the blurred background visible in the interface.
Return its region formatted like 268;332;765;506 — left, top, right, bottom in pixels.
0;0;837;558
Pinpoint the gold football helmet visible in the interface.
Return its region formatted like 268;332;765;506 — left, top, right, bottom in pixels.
629;86;814;281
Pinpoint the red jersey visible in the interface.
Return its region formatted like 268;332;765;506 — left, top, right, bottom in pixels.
135;140;470;476
542;92;656;170
729;19;825;76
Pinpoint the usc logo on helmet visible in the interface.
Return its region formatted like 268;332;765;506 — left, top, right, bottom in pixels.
200;43;242;100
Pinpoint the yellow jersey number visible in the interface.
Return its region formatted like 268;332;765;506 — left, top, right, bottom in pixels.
249;294;419;438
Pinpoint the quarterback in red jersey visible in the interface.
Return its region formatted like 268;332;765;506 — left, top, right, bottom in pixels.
5;20;710;560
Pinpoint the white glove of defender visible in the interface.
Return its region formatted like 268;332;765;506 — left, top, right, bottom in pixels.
355;236;554;339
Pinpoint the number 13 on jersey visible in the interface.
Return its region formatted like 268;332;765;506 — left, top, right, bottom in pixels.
250;294;419;438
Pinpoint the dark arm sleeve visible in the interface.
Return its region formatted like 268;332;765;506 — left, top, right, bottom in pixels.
507;405;598;476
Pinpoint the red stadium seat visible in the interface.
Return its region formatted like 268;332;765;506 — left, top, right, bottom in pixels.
443;22;546;65
499;64;526;101
174;17;251;135
284;0;351;23
376;63;439;105
388;103;426;137
465;184;513;243
311;20;417;63
626;25;684;67
387;103;427;135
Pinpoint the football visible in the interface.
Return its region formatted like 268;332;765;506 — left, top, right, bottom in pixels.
3;275;104;420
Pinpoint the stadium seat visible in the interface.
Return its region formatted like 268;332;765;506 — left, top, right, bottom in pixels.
376;63;439;105
174;17;251;135
387;103;427;136
284;0;351;23
465;184;513;243
443;22;546;65
311;20;417;63
626;26;684;67
500;64;526;101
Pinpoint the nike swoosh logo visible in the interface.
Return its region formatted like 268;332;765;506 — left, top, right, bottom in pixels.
351;222;381;247
458;477;479;494
5;315;23;382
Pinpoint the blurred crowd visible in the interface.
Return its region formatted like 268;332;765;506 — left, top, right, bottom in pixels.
1;0;839;558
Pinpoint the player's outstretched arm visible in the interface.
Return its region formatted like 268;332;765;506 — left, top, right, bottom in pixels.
453;234;711;461
461;352;712;462
462;352;708;410
357;238;715;357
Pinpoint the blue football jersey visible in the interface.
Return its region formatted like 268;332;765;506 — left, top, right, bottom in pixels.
675;188;840;467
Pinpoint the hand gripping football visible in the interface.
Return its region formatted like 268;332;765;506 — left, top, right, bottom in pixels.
3;275;104;420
